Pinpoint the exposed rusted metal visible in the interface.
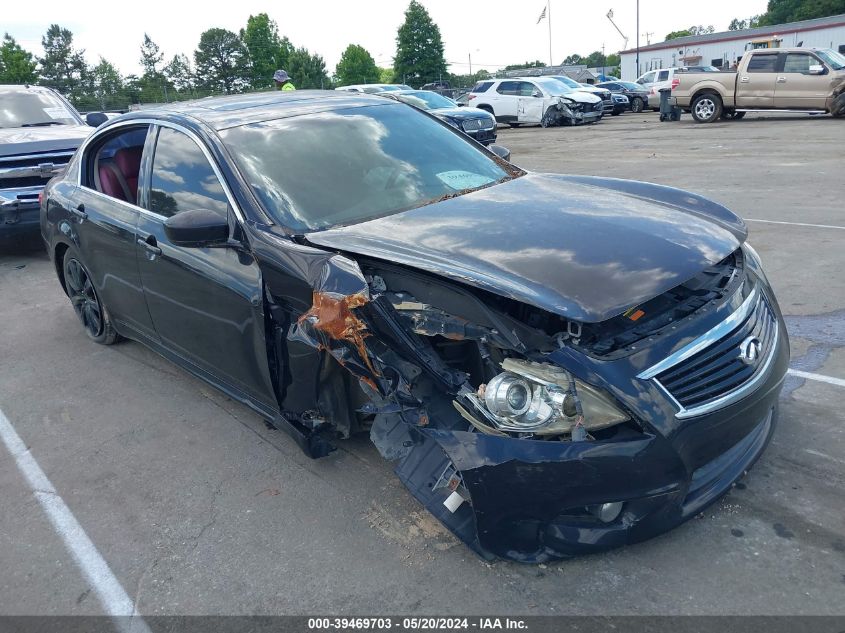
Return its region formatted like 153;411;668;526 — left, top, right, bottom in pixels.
298;290;379;375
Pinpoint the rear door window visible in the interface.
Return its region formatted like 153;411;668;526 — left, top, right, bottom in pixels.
657;70;670;82
148;127;229;218
747;54;778;73
472;81;493;93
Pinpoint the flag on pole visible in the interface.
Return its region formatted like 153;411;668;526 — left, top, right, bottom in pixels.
536;6;547;23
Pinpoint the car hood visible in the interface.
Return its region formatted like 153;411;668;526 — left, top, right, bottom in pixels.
0;125;92;158
563;91;601;104
432;107;492;121
305;173;746;323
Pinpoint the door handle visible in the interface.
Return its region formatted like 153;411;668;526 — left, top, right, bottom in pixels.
740;76;750;83
137;237;162;256
70;203;87;221
776;76;787;83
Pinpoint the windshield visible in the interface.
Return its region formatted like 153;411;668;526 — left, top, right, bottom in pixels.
534;78;573;95
551;76;581;89
221;103;516;232
817;48;845;70
0;89;81;128
619;81;643;90
395;91;456;110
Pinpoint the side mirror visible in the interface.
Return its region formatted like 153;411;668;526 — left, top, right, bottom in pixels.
164;209;229;247
808;64;825;75
85;112;108;127
532;90;543;98
488;144;511;162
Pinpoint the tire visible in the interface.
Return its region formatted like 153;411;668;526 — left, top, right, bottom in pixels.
691;93;722;123
631;97;644;113
63;249;120;345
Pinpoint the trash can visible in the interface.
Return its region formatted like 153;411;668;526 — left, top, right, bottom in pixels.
658;88;682;122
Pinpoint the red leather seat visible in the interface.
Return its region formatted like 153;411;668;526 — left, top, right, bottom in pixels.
98;147;142;204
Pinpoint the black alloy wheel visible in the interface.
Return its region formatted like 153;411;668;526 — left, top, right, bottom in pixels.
63;253;119;344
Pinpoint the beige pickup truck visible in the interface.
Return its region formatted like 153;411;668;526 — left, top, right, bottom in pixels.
673;47;845;123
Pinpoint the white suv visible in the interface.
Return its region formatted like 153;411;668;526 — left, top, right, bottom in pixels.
469;77;602;126
636;67;719;110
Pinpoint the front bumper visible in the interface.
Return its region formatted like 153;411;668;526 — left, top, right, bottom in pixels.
395;283;789;562
466;127;497;145
1;186;42;237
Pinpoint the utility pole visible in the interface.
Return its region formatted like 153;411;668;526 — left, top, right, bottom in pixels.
643;31;654;45
636;0;640;76
602;43;606;77
548;1;553;67
468;52;472;77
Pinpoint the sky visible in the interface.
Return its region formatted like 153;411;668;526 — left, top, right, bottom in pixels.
4;0;768;77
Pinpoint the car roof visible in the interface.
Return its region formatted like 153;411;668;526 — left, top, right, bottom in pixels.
114;90;394;131
0;84;58;93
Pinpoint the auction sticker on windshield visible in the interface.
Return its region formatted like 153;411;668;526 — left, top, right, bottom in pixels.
43;107;68;119
436;171;495;190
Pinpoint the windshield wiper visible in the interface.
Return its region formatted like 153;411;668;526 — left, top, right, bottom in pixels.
21;121;66;127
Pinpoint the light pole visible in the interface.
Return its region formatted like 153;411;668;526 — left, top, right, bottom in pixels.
469;52;472;77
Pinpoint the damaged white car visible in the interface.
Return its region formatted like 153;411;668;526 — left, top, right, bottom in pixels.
469;77;603;127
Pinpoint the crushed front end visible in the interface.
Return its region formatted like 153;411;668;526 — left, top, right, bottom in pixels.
283;244;788;562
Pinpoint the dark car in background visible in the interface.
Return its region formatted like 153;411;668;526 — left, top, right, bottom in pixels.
597;81;651;113
1;85;104;241
385;89;497;145
41;90;788;563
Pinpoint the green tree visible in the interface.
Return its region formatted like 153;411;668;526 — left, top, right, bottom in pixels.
194;28;250;94
38;24;88;97
758;0;845;25
504;60;546;70
140;34;163;76
163;54;194;93
89;57;124;110
393;0;447;87
665;25;715;40
138;34;171;104
240;13;285;89
378;66;394;83
0;34;38;83
287;46;330;89
335;44;380;85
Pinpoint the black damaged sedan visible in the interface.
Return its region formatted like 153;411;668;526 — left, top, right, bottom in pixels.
41;91;788;562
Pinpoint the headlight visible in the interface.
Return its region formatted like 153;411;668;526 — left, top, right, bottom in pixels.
474;359;629;435
742;242;769;283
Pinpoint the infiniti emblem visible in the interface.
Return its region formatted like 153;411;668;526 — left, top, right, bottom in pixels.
739;336;763;365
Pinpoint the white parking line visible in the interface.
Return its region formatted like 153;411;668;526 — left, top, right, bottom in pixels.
746;218;845;231
0;408;151;633
788;369;845;388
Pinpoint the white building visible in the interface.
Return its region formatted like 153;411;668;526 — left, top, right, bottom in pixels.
619;13;845;80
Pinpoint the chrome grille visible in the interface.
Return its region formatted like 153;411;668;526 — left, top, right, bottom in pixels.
0;150;74;189
461;118;484;131
638;286;778;418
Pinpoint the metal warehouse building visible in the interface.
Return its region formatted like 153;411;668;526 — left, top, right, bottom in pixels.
619;13;845;80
